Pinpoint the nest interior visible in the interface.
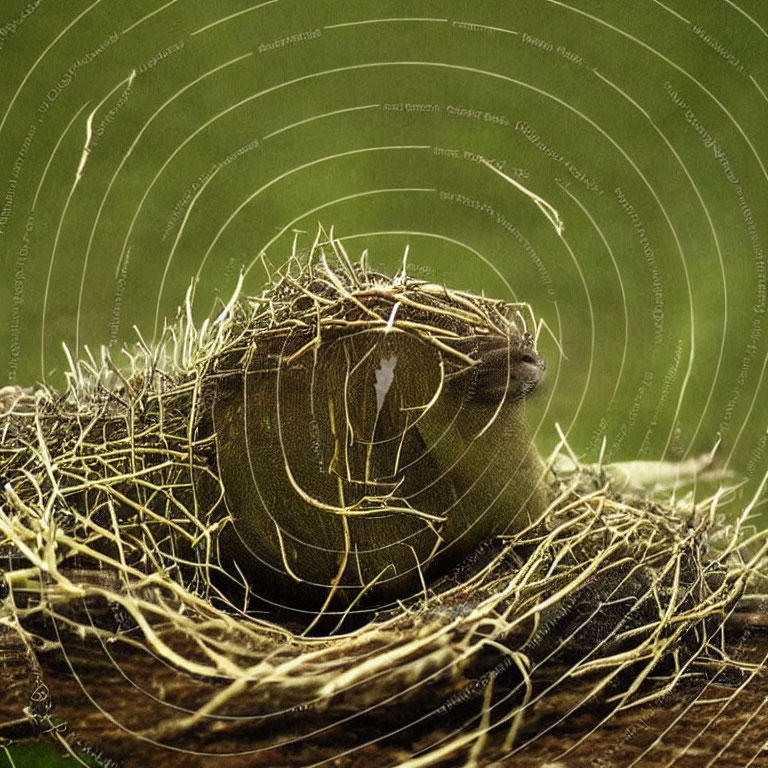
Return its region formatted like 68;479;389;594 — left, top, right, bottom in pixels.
1;234;767;768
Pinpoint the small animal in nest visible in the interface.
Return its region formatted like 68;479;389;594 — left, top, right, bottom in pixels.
0;245;550;630
196;254;550;621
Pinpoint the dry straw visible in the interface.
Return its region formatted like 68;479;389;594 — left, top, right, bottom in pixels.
1;233;767;767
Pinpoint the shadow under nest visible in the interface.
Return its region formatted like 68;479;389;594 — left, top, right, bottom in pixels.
1;240;767;768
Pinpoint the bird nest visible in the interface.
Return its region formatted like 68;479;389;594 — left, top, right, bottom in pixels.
1;235;767;768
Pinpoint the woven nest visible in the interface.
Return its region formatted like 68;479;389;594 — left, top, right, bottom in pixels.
1;234;767;768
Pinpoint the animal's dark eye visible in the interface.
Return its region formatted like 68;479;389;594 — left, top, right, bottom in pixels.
520;354;538;365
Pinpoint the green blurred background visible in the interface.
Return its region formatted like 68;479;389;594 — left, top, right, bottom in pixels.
1;3;766;510
0;1;766;764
